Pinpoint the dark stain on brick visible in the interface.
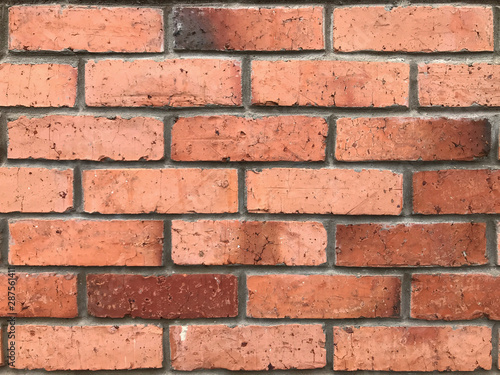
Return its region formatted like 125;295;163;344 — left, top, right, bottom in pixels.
87;274;238;319
173;8;219;51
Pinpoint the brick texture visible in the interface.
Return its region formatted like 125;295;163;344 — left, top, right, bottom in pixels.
0;273;77;317
171;220;327;265
334;6;493;52
252;60;409;107
9;5;164;52
9;220;163;266
87;274;238;319
335;223;487;267
83;169;238;214
173;7;324;51
171;115;328;161
13;325;163;370
170;324;326;370
247;168;403;214
335;117;490;161
411;274;500;320
247;275;401;318
0;168;73;213
334;326;492;371
8;115;164;161
86;59;241;107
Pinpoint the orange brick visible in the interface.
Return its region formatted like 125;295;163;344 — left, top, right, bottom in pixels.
9;220;163;266
412;274;500;320
83;169;238;214
171;116;328;161
0;64;76;107
0;273;77;317
173;7;323;51
419;63;500;107
334;6;493;52
336;117;490;161
247;168;403;214
13;325;163;371
247;275;400;318
9;6;163;52
86;59;241;107
0;168;73;213
413;169;500;214
170;324;326;371
252;60;409;107
336;223;487;267
8;116;164;161
171;220;326;265
334;326;491;371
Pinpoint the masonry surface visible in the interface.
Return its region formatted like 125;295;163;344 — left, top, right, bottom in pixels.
0;1;499;374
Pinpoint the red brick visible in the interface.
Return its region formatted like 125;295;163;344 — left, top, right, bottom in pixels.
83;168;237;214
9;6;163;52
413;169;500;214
171;220;326;266
336;223;487;267
0;64;76;107
13;325;163;371
9;220;163;266
171;116;327;162
336;117;490;161
247;275;400;319
0;273;77;318
170;324;326;371
88;274;238;319
419;63;500;107
247;168;402;215
8;115;164;161
252;60;409;107
86;59;241;107
0;168;72;213
173;7;323;51
334;326;492;371
334;6;493;52
497;223;500;265
412;274;500;320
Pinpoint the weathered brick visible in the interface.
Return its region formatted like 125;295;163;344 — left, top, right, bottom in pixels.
83;169;237;214
9;220;163;266
86;59;241;107
413;169;500;214
9;6;164;52
87;274;238;319
412;274;500;320
8;116;164;161
419;63;500;107
336;223;487;267
171;220;326;266
252;60;409;107
334;6;493;52
334;326;492;371
336;117;490;161
0;273;77;317
247;275;400;318
170;324;326;371
13;325;163;371
173;7;323;51
247;168;403;215
171;116;328;162
0;168;73;213
0;64;76;107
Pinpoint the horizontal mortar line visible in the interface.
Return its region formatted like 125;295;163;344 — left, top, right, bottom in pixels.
1;263;498;274
2;212;500;221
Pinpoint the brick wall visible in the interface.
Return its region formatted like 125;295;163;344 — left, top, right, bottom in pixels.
0;1;499;373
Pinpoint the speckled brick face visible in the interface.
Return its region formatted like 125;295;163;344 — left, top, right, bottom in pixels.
1;2;499;373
